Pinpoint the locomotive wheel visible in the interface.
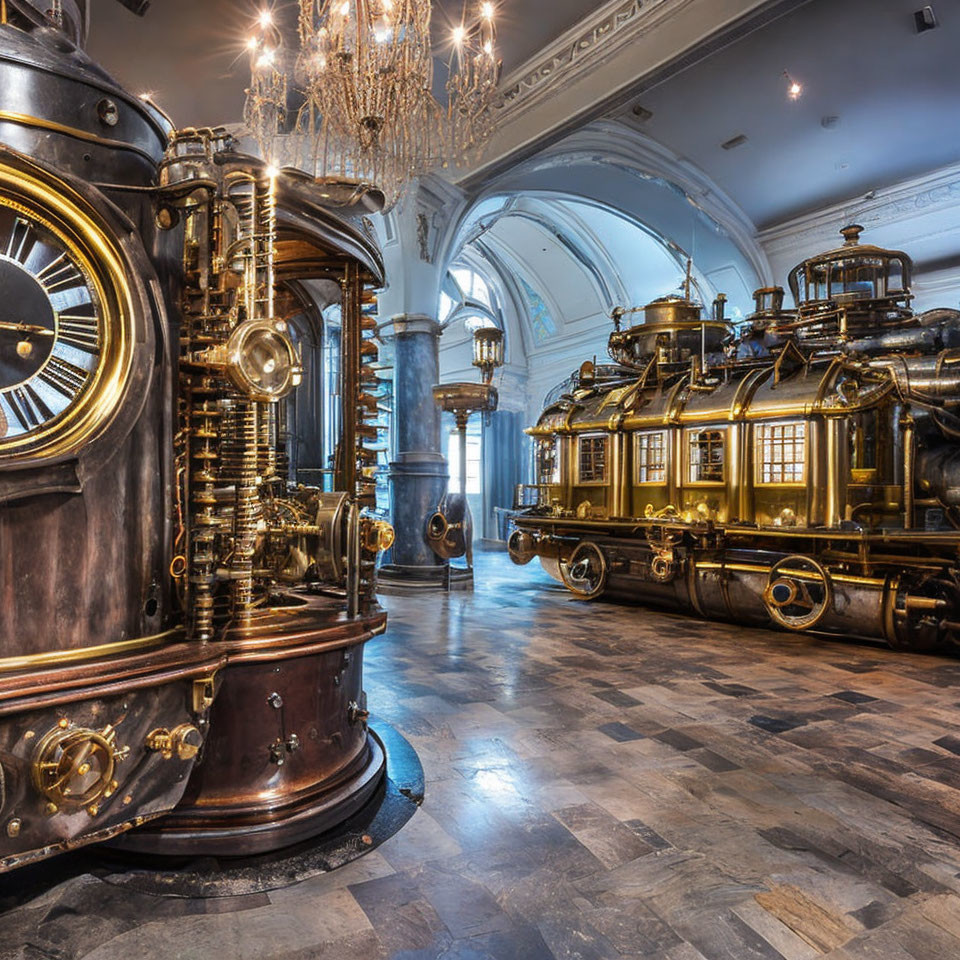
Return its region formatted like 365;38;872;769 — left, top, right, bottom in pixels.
560;541;608;600
763;556;833;631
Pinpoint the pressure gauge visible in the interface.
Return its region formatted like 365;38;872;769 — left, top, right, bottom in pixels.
225;318;301;402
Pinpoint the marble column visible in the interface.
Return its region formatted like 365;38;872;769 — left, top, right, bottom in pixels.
379;314;449;586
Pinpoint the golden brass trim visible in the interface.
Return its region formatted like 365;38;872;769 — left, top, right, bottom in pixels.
0;160;138;460
0;629;178;674
0;111;158;166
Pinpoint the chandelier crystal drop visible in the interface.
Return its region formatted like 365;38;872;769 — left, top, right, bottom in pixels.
244;1;502;209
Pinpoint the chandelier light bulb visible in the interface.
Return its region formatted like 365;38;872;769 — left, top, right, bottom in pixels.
258;9;273;27
245;0;504;209
247;36;259;50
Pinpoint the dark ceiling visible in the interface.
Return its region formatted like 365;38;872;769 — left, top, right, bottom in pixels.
86;0;598;128
625;0;960;228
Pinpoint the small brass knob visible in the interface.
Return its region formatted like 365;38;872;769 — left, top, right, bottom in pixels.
146;724;202;761
172;724;202;760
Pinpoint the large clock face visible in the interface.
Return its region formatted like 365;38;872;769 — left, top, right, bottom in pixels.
0;204;102;441
0;161;136;464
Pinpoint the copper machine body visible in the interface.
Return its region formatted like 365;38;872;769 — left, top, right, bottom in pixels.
0;2;394;869
511;230;960;653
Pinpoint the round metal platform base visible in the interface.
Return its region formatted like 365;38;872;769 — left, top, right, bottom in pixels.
378;563;474;593
110;734;386;859
0;721;424;903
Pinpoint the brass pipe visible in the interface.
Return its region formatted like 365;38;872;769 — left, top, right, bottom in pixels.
0;630;179;675
903;414;915;529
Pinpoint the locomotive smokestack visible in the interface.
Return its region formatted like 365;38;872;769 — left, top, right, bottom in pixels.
713;293;727;323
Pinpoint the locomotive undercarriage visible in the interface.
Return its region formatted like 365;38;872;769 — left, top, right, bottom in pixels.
511;517;959;652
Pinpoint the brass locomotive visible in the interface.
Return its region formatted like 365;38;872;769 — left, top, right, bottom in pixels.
510;226;960;652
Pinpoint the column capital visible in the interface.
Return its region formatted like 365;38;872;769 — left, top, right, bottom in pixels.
381;314;441;338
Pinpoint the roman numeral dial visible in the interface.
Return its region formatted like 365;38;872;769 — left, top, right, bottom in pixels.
0;202;102;443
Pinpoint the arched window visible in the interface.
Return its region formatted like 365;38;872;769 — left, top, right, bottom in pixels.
518;277;557;343
439;262;504;338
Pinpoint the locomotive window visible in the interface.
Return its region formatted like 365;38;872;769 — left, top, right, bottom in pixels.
635;431;666;484
756;421;806;485
578;435;608;484
688;429;725;483
538;439;560;484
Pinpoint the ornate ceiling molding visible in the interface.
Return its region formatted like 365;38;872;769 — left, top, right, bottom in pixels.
445;120;771;290
492;0;696;124
759;159;960;269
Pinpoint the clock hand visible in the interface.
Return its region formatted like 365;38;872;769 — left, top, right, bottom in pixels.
0;320;55;336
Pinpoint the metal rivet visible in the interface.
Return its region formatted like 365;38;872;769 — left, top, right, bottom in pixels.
6;819;21;838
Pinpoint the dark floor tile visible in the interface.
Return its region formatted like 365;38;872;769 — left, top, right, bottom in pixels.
691;748;740;772
592;688;642;708
597;721;645;742
934;734;960;756
831;661;881;673
830;690;880;705
652;728;703;751
624;819;673;850
748;714;807;734
850;900;894;930
702;681;762;698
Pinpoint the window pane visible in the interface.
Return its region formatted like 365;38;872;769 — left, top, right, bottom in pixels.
756;421;805;485
636;431;666;483
579;436;608;483
689;430;724;483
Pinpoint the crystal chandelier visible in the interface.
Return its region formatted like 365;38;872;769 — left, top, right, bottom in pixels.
244;1;501;209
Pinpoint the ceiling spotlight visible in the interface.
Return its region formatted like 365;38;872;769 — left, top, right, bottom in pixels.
783;71;802;100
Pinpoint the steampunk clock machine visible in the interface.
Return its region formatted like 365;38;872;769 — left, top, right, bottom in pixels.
510;229;960;653
0;0;395;871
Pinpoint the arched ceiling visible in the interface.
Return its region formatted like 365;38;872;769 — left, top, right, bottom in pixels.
447;193;704;361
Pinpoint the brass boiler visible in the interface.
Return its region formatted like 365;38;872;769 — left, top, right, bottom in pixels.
511;228;960;653
0;4;393;870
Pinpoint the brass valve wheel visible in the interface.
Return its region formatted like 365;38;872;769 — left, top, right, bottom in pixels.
32;723;126;812
560;541;608;600
763;555;833;631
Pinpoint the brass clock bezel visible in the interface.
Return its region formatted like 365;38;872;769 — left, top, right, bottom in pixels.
0;161;136;462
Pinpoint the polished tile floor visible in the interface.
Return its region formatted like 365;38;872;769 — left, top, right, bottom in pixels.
9;551;960;959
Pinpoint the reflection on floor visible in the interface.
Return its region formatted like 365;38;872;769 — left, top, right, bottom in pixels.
9;550;960;958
